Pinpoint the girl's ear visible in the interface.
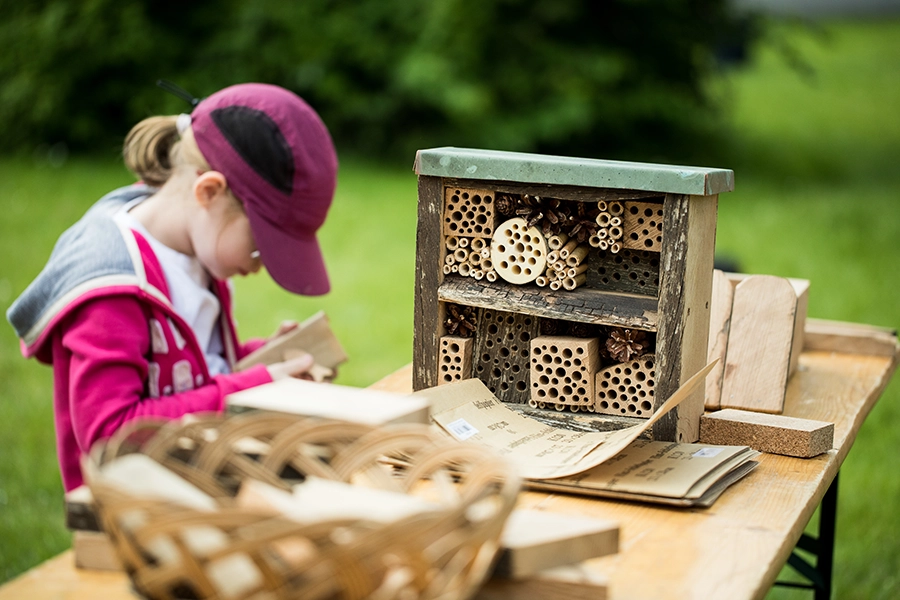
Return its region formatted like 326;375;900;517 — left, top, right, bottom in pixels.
193;171;229;208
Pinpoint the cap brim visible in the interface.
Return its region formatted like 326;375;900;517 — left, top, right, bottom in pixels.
246;209;330;296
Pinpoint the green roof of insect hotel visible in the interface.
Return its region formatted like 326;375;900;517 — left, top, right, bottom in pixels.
414;147;734;197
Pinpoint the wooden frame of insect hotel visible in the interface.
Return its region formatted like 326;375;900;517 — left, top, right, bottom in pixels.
412;147;734;442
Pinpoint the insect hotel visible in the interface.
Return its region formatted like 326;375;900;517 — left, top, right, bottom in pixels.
412;147;734;442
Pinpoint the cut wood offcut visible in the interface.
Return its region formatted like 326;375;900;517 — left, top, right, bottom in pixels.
719;275;798;414
530;336;600;412
706;272;810;412
491;217;548;284
439;336;473;385
443;187;497;238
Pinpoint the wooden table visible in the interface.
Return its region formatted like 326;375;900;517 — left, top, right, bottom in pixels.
1;323;896;600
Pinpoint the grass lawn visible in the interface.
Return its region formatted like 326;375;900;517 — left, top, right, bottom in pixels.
1;17;898;598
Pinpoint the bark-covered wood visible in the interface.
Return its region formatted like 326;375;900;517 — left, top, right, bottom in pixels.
653;193;717;442
413;176;445;391
472;308;541;404
439;276;658;331
444;177;665;204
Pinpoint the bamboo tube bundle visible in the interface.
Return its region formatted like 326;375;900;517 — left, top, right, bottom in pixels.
549;279;562;291
458;237;469;248
444;254;456;266
470;237;486;253
608;201;624;216
563;274;587;291
442;264;452;275
471;269;484;281
485;270;498;282
458;262;472;277
469;251;483;267
446;236;461;251
535;275;549;288
558;239;579;261
547;233;569;251
453;248;469;263
565;245;590;267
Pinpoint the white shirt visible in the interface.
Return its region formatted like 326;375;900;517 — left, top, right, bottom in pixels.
118;202;231;376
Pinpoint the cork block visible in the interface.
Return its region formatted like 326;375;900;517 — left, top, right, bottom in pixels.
530;336;601;412
439;336;473;384
699;408;834;458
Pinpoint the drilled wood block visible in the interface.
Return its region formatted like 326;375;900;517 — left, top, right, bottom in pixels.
700;409;834;458
439;336;473;385
585;248;660;297
491;217;548;284
473;309;541;404
622;200;664;252
443;187;497;238
595;354;656;417
530;336;600;412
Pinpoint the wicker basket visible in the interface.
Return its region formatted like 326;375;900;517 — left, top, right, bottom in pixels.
84;412;521;600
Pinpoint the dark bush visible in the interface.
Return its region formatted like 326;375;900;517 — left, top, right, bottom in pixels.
0;0;756;161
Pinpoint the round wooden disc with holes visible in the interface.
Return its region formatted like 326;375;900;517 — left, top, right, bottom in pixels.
490;218;548;284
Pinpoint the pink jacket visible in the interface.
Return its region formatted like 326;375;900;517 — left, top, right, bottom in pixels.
7;185;272;491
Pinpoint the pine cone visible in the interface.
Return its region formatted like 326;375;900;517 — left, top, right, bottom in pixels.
606;328;648;362
444;304;478;337
495;193;517;217
566;201;601;243
540;319;567;336
570;322;598;338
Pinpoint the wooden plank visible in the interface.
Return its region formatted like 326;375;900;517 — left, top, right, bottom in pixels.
438;276;658;331
803;318;899;356
472;308;541;404
445;176;663;204
494;509;618;578
705;269;734;410
3;350;898;600
234;311;347;372
653;194;717;442
720;275;797;414
700;409;833;458
226;378;430;426
413;175;445;391
415;147;735;196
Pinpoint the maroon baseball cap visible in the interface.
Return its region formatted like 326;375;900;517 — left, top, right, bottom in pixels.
189;83;337;295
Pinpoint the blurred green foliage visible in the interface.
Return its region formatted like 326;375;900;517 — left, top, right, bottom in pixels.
0;0;755;159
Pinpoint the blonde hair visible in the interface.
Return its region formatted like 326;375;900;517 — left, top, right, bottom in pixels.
123;115;209;187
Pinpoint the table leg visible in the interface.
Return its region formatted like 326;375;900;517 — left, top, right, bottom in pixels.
774;471;839;599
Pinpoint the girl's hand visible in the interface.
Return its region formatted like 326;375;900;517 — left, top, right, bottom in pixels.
269;320;299;341
267;352;314;380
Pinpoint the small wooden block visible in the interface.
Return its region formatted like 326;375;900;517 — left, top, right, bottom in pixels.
73;530;121;571
226;378;430;426
594;354;656;418
65;485;100;532
622;200;664;252
705;269;734;410
443;187;497;238
700;408;834;458
494;509;619;579
439;336;474;385
235;311;348;372
530;336;600;411
720;275;797;414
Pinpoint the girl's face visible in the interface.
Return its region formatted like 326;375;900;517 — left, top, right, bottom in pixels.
192;179;263;281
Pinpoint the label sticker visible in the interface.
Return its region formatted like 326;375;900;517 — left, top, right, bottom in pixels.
693;447;724;458
447;418;479;441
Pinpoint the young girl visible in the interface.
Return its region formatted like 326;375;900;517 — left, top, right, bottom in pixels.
7;83;339;491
